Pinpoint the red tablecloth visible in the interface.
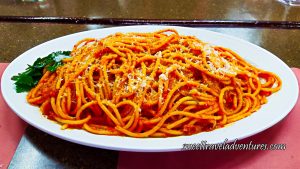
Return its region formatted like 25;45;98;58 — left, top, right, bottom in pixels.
118;68;300;169
0;63;27;168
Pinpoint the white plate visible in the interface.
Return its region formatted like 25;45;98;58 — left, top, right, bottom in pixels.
1;26;298;152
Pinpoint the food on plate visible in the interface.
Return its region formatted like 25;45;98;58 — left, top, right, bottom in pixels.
13;29;282;137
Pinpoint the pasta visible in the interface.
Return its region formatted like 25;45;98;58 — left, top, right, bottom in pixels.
27;29;282;138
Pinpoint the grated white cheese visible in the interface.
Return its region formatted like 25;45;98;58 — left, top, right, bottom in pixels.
158;85;164;104
124;85;129;91
96;83;102;88
166;64;181;75
203;44;212;55
207;57;238;75
213;50;219;56
179;38;185;44
159;73;168;81
145;76;153;81
259;77;266;84
141;80;147;87
193;42;202;47
127;73;133;79
155;51;162;58
132;85;137;90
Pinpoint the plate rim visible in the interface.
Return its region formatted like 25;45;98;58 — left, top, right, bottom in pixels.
1;25;299;152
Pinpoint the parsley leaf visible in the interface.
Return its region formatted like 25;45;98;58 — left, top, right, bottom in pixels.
11;51;71;93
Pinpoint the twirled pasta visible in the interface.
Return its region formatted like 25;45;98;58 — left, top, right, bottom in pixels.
27;29;281;137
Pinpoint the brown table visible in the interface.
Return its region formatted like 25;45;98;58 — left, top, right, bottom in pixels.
1;1;299;168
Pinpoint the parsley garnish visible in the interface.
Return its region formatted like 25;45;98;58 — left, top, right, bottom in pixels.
11;51;71;93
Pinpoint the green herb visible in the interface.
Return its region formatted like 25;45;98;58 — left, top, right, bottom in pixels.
11;51;71;93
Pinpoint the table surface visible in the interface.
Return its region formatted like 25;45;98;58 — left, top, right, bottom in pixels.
1;1;300;169
0;0;300;21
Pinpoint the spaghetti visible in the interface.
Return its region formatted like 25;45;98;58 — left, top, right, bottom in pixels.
27;29;282;137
